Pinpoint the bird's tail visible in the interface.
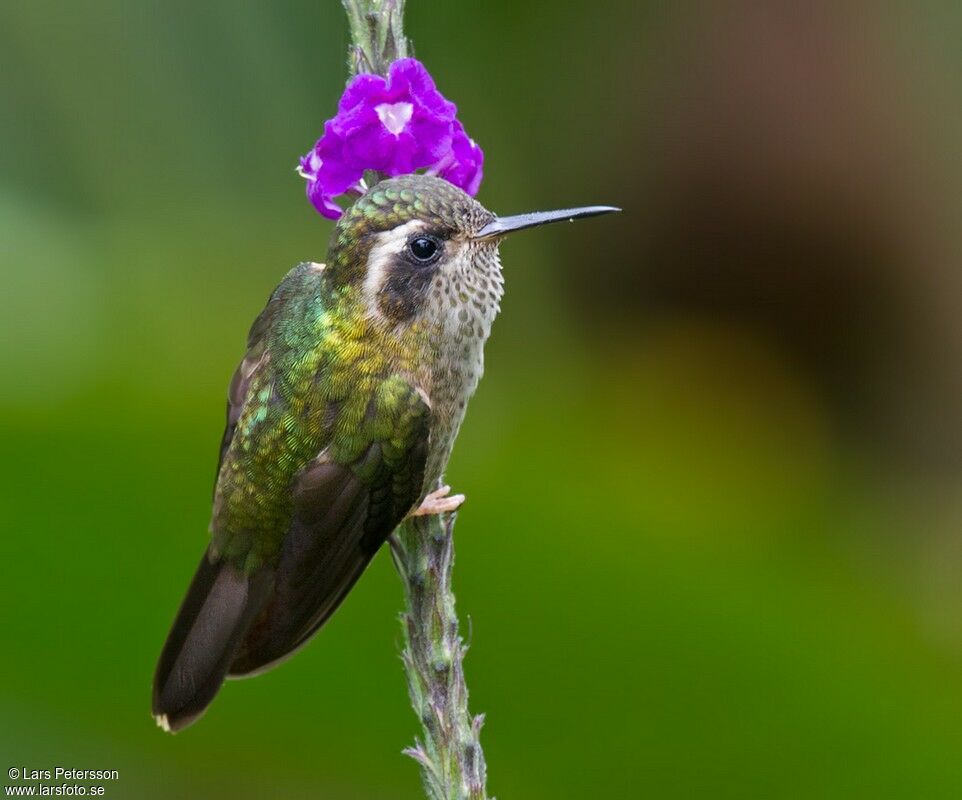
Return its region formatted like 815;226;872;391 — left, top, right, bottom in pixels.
152;549;273;733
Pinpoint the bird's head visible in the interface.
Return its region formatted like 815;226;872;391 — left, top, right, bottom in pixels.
325;173;618;332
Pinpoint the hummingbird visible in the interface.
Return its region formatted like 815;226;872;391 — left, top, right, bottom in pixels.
152;174;618;732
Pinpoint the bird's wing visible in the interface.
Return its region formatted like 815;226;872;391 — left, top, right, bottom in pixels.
213;263;318;493
228;375;431;676
154;262;327;731
154;261;430;726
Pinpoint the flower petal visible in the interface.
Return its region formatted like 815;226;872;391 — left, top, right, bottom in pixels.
409;113;454;163
438;120;484;196
337;72;387;114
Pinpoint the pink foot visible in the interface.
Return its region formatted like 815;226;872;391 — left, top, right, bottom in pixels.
410;485;466;517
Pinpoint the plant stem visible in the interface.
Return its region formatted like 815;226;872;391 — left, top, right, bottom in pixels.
341;0;409;77
339;3;492;797
390;514;490;800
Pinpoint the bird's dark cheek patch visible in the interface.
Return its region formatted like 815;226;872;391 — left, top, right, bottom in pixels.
378;259;438;323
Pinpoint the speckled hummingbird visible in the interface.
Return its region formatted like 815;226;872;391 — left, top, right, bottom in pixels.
152;174;617;732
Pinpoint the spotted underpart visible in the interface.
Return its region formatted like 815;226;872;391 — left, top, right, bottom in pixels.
419;230;504;486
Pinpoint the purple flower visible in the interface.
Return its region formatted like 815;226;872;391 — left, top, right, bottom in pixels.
436;121;484;197
337;59;456;172
299;58;484;219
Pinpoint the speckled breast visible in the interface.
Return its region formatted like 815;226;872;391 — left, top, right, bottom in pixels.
420;244;504;493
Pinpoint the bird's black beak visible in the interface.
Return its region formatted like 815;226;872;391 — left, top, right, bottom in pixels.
472;205;620;240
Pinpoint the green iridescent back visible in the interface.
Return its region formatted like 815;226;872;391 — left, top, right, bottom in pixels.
210;262;425;572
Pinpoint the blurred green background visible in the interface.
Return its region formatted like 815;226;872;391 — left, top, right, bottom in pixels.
4;1;962;797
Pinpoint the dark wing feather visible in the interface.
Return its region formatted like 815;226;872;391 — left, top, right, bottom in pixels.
152;550;274;732
228;393;430;677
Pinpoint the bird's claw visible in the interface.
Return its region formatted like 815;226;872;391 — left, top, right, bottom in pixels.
411;485;465;517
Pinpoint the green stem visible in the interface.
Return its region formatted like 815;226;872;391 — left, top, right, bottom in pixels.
391;514;490;800
339;4;492;797
341;0;409;78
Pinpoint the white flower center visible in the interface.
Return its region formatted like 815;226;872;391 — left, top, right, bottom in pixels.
375;102;414;136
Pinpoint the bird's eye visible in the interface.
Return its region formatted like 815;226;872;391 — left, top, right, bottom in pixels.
408;235;440;263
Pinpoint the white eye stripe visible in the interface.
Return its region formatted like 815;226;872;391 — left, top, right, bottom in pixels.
363;220;430;313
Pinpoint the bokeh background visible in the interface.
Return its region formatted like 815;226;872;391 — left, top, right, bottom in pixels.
3;1;962;797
